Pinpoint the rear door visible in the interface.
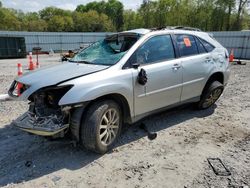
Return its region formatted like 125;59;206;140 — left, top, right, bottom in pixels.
174;34;213;101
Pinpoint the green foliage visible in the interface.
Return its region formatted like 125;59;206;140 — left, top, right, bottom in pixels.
0;8;21;31
0;0;249;32
48;16;65;32
19;12;47;31
123;10;144;30
73;10;114;32
132;0;250;31
39;7;72;21
76;0;124;31
76;1;106;13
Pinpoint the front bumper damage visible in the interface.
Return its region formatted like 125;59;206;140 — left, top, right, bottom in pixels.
9;80;74;136
13;111;69;136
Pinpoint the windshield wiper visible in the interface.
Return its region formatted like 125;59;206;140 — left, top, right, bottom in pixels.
69;60;92;64
69;60;112;66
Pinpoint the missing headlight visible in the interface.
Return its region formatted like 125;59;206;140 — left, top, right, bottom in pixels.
29;85;73;114
27;85;73;126
8;80;30;97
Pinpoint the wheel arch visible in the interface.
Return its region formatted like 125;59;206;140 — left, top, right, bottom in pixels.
202;72;224;95
91;93;132;124
70;93;132;142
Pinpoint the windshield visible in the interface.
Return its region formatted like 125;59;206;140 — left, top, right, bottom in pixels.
70;35;138;66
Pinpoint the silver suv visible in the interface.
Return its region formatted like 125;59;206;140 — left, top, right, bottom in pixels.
9;27;230;153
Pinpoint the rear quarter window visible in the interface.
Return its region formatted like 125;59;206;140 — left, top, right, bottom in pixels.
199;38;215;52
195;37;207;54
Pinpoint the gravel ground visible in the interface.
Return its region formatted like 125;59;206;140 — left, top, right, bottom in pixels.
0;55;249;188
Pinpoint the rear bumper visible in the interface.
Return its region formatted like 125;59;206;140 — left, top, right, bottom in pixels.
12;112;69;136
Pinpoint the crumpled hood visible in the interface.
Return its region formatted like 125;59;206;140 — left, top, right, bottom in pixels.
15;62;108;100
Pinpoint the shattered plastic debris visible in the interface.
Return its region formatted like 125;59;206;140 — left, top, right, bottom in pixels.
13;111;66;132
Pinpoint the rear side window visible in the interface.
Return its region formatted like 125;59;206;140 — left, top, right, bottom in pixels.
195;37;207;54
199;38;215;52
175;34;199;57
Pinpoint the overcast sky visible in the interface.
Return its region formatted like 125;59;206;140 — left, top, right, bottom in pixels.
1;0;143;12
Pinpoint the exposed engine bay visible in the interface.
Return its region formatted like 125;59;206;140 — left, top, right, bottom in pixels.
12;86;72;136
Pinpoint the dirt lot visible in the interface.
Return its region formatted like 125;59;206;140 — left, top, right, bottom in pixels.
0;55;249;188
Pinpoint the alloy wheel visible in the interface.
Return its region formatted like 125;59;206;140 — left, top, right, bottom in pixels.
203;88;223;108
99;108;120;146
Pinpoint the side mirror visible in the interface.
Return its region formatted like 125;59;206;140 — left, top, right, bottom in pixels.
137;68;147;85
132;63;140;69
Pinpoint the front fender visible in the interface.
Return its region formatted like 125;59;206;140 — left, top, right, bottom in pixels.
59;83;133;106
58;67;134;117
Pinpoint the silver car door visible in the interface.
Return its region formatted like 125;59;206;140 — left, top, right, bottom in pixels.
174;34;213;101
130;35;183;116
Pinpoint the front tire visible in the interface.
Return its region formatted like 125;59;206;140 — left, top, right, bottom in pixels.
197;81;224;110
80;100;122;154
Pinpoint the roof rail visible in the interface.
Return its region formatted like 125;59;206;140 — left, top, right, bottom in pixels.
150;26;202;32
171;26;202;31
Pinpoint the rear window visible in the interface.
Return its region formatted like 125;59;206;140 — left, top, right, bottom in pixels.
175;34;199;57
199;38;215;52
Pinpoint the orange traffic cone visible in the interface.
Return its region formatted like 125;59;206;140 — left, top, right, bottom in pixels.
229;49;234;63
17;63;23;96
28;52;34;70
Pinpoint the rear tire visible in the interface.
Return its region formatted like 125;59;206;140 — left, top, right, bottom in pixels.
197;81;224;110
80;100;122;154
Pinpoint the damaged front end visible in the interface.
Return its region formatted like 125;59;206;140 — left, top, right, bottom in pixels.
12;85;73;136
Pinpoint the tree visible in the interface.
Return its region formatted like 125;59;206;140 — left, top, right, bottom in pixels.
63;16;74;32
0;8;21;31
76;0;124;31
225;0;235;30
72;11;85;31
76;1;106;13
39;7;72;21
19;12;47;31
139;0;154;28
241;11;250;29
0;0;249;32
48;16;65;31
187;0;214;31
123;10;143;30
26;20;48;31
105;0;124;31
232;0;250;30
73;10;115;32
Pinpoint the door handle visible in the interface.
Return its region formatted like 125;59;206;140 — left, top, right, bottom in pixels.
172;64;181;70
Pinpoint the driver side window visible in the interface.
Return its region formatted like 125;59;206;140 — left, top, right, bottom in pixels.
132;35;175;65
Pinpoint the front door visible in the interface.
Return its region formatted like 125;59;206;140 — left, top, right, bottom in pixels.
130;35;183;116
